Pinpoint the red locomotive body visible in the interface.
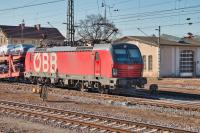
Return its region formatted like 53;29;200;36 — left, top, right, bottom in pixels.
24;43;147;93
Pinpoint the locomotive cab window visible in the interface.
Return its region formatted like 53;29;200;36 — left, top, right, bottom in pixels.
114;49;130;63
128;49;142;63
113;44;142;64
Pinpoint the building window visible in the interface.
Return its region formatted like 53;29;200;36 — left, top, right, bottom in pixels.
148;55;153;71
4;38;6;43
142;55;146;70
32;40;36;44
180;50;194;73
14;40;18;44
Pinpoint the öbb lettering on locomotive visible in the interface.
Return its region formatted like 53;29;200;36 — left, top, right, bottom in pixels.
25;43;147;93
33;53;57;73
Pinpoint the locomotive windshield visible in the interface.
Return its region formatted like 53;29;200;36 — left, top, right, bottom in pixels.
113;44;142;64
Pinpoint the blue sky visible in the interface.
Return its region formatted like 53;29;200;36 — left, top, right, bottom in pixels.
0;0;200;38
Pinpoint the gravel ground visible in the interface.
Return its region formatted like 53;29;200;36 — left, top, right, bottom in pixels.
0;83;200;133
0;115;73;133
148;78;200;93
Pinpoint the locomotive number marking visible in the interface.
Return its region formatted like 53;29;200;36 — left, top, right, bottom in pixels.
33;53;57;73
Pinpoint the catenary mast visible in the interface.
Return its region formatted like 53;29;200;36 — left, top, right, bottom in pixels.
67;0;75;46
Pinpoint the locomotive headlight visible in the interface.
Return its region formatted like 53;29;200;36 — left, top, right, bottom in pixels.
112;68;118;76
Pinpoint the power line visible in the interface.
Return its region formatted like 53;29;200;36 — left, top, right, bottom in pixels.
140;21;200;29
114;0;132;5
121;20;200;31
0;0;65;12
114;10;200;24
111;3;200;18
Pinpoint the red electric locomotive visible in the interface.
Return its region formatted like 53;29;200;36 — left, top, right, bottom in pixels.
24;43;147;93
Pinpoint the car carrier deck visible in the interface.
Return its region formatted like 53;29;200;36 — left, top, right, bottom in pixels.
0;54;25;78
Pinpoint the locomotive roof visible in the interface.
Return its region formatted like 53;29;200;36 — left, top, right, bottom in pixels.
28;43;136;53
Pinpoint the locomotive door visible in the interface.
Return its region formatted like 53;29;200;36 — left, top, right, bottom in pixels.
94;52;101;76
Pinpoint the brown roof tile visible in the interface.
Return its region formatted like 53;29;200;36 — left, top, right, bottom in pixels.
115;36;200;47
0;25;65;40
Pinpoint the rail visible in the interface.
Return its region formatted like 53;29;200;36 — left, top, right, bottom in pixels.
0;100;193;133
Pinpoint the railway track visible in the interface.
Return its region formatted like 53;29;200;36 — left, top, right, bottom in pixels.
0;100;193;133
1;82;200;113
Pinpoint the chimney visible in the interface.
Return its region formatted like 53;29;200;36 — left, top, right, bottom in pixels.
19;24;25;30
20;19;25;30
35;24;41;31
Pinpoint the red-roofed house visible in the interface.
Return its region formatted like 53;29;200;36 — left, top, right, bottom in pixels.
0;24;65;46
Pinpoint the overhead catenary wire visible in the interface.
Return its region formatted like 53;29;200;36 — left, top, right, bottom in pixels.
0;0;199;38
0;0;198;24
114;10;200;24
111;4;200;19
120;21;200;31
113;7;200;21
0;0;65;12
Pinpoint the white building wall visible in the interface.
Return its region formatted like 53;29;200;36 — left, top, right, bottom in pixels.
160;46;199;77
171;47;176;75
175;46;180;76
160;46;176;77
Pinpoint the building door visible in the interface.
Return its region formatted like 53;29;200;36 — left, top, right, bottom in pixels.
94;52;101;76
179;50;195;77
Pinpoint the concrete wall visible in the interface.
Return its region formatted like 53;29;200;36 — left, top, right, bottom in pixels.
7;38;40;46
126;40;159;77
160;45;199;77
0;31;63;46
160;46;176;77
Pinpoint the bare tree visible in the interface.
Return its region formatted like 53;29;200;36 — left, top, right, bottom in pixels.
77;14;119;46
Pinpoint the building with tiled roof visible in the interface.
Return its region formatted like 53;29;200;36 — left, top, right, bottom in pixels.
0;24;65;46
115;36;200;78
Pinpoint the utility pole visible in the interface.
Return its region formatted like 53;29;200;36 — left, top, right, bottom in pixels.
157;26;161;79
102;0;107;39
102;0;106;21
67;0;75;46
158;26;161;45
21;19;25;43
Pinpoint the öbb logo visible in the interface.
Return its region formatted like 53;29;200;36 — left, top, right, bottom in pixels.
33;53;57;73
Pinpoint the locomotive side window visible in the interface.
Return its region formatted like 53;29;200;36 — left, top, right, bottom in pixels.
95;52;99;61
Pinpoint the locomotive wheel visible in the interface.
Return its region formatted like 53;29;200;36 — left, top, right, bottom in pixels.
149;84;158;95
98;87;109;94
104;89;109;94
98;87;104;94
